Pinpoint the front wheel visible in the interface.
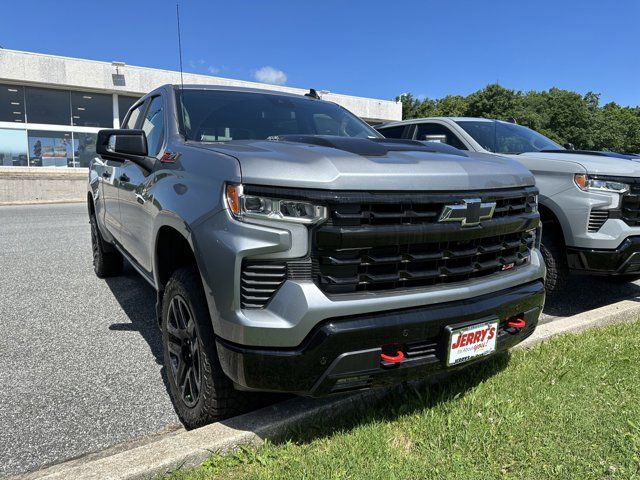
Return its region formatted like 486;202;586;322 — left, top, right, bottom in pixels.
540;224;569;298
162;267;252;429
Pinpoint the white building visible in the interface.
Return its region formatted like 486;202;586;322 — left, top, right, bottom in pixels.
0;49;401;170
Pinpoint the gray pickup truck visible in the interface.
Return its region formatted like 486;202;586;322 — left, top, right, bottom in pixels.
377;117;640;296
89;85;545;428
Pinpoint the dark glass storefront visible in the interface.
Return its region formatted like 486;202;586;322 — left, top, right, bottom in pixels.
0;83;138;167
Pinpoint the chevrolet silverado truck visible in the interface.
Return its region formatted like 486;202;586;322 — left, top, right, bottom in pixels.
89;86;545;428
377;117;640;297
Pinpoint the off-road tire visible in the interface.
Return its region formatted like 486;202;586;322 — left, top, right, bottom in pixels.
162;267;252;429
540;224;569;298
90;213;123;278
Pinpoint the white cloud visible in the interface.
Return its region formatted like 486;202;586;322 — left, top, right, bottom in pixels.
254;66;287;85
188;59;222;76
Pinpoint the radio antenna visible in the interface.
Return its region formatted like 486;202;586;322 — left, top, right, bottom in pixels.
176;3;185;90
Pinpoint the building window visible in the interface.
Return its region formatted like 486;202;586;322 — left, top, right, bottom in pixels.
27;130;73;167
72;132;98;168
70;91;112;128
0;129;28;166
118;95;140;126
25;87;71;126
0;85;26;123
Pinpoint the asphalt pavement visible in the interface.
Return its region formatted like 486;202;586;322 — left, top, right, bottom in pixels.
2;203;640;477
0;203;178;477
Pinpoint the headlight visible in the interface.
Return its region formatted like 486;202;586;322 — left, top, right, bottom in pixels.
574;174;629;194
225;184;328;224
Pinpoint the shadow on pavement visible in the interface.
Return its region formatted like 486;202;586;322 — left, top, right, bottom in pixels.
543;274;640;317
105;263;161;362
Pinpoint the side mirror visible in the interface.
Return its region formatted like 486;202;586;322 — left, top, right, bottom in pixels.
96;129;155;172
563;143;575;150
97;129;148;157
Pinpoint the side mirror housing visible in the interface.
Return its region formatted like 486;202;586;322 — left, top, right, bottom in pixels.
97;129;148;157
96;129;155;172
563;142;575;150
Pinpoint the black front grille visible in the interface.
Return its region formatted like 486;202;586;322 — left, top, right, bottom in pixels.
315;231;534;294
311;187;539;296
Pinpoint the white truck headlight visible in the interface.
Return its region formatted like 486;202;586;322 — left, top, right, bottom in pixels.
226;184;327;224
574;174;630;194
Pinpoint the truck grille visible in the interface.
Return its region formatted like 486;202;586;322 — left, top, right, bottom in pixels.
312;187;539;295
315;231;534;294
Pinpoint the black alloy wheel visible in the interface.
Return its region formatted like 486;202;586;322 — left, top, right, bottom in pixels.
166;294;202;408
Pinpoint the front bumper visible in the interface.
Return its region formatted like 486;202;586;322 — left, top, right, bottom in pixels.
216;280;545;396
567;235;640;274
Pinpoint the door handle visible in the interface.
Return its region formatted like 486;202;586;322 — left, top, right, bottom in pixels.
119;174;130;183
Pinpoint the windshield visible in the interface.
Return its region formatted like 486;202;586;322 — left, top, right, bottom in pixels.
456;120;561;154
176;89;381;142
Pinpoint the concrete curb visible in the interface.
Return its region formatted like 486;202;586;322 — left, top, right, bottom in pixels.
17;300;640;480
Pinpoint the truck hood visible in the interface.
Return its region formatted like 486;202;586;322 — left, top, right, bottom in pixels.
518;151;640;177
198;137;535;191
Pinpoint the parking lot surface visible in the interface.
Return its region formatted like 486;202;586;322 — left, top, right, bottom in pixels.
2;203;639;476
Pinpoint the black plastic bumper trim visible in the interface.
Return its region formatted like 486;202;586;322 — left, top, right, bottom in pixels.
566;236;640;274
216;280;545;396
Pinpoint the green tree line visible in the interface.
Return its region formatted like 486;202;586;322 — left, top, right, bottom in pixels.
398;84;640;153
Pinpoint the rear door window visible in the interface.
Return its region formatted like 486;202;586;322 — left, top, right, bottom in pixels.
377;125;408;139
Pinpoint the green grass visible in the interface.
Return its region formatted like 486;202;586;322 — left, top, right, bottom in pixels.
167;323;640;480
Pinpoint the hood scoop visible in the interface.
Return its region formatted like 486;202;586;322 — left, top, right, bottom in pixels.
270;135;467;157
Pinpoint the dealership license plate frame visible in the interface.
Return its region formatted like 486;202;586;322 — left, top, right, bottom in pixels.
445;318;499;367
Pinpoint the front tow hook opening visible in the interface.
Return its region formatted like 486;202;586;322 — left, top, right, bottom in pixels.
505;315;526;334
380;345;405;367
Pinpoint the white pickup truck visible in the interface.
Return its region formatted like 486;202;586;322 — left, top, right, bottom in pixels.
377;117;640;297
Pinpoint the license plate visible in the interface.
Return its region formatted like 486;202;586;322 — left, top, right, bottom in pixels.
446;320;498;366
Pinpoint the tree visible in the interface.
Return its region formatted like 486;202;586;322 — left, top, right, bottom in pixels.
398;83;640;153
466;84;520;119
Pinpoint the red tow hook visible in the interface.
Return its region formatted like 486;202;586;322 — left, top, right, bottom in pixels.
381;351;404;363
380;345;405;366
506;317;526;330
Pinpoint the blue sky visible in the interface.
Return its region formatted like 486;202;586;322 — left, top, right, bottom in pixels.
2;0;639;105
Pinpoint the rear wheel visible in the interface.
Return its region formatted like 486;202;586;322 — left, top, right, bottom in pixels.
540;224;569;298
90;213;123;278
162;267;251;429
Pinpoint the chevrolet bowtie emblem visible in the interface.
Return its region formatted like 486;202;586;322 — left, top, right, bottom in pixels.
438;198;496;227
